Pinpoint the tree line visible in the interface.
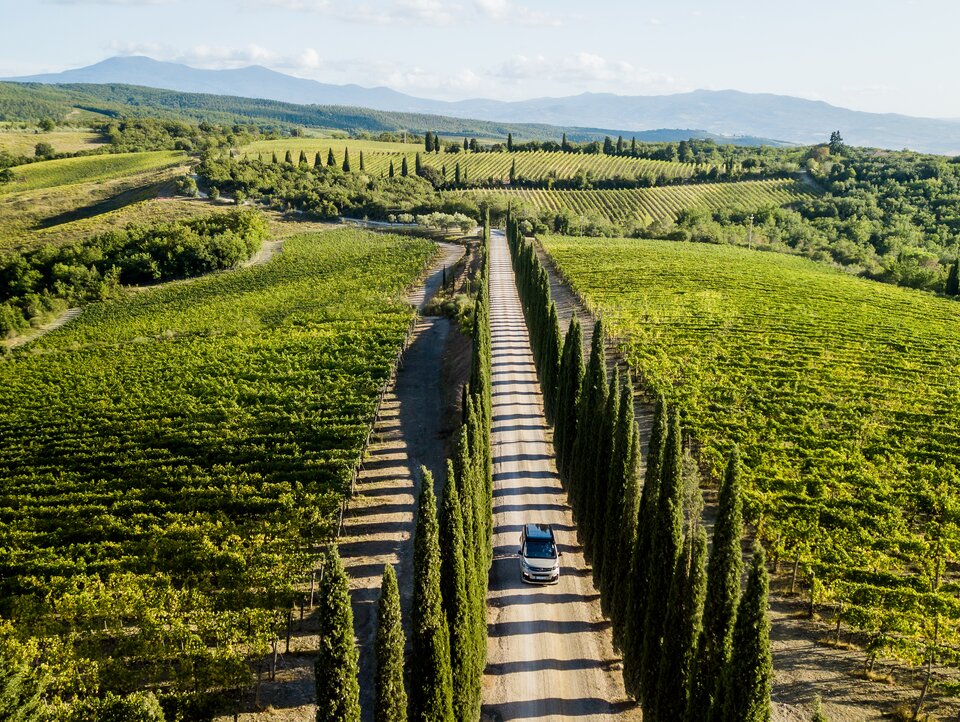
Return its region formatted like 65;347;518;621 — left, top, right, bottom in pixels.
312;215;494;722
507;218;773;721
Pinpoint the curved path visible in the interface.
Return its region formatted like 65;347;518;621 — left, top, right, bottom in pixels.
482;230;637;722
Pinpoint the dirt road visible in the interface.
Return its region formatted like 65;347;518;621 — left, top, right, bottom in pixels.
482;230;637;722
343;241;465;722
217;241;464;722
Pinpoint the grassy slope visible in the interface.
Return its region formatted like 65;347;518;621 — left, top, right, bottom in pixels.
0;162;190;251
0;129;106;156
542;235;960;572
0;150;185;194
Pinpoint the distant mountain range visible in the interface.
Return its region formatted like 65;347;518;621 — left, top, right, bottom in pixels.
8;56;960;154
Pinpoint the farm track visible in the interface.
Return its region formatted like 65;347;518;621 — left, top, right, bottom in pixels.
4;307;81;350
224;242;465;722
481;229;638;722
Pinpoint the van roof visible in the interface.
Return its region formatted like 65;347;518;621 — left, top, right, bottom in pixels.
524;523;553;540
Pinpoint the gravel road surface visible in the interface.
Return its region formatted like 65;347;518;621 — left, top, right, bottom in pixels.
482;230;637;722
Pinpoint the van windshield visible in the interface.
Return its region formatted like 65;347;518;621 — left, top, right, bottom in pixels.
524;539;556;559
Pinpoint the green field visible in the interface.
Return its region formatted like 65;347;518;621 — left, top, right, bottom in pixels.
0;129;107;156
0;228;434;705
0;150;186;194
241;138;699;182
469;179;810;225
543;235;960;663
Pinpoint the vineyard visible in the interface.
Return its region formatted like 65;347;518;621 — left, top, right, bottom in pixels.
0;229;434;715
0;150;186;194
240;138;699;182
541;235;960;702
467;179;811;225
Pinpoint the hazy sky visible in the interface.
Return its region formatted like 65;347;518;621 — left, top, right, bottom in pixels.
1;0;956;118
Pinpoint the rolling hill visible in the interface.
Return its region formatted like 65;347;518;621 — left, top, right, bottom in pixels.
9;56;960;153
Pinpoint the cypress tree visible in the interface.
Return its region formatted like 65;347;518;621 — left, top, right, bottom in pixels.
555;316;583;479
631;137;637;156
509;158;517;184
600;373;635;616
360;150;365;171
375;565;407;722
285;149;293;164
616;135;624;155
401;157;409;177
947;261;960;296
415;152;423;176
315;547;361;722
409;471;455;722
655;525;707;722
299;149;308;165
507;132;513;151
425;131;434;152
454;162;461;185
343;148;351;172
439;470;474;721
463;137;468;152
590;366;619;579
687;448;744;722
327;148;336;166
570;318;606;522
721;545;772;722
611;419;642;649
389;160;396;178
640;407;684;708
541;302;562;422
314;151;322;167
271;152;278;164
561;132;569;152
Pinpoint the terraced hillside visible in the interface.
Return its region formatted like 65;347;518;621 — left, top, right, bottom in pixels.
469;179;810;225
541;235;960;696
242;138;699;182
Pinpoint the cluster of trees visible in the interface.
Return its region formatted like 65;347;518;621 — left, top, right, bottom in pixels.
313;217;493;722
0;209;267;338
668;144;960;294
0;118;267;176
97;118;264;153
507;219;772;721
197;153;481;221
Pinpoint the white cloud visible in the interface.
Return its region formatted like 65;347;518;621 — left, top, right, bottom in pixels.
240;0;457;25
494;52;679;95
474;0;558;26
46;0;176;4
112;41;288;69
104;42;682;101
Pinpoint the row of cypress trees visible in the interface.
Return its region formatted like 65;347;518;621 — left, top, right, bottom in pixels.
505;219;772;721
311;217;492;722
375;214;494;722
267;148;365;172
